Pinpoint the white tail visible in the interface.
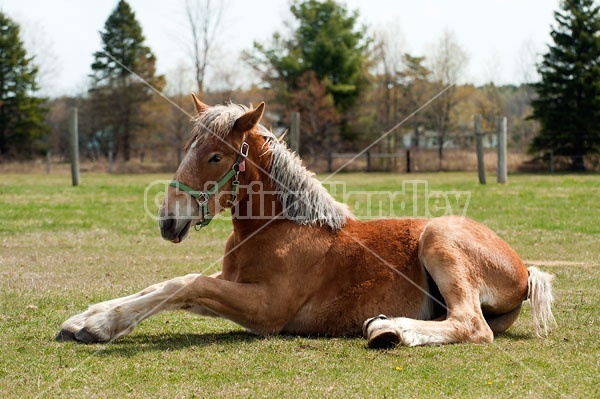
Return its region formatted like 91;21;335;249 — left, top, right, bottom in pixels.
527;266;557;337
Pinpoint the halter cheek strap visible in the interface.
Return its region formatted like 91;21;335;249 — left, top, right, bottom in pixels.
170;141;249;229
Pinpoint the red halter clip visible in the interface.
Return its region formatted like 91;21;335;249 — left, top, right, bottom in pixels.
238;141;249;172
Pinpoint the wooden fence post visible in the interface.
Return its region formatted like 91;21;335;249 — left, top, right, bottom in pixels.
475;114;486;185
69;107;80;186
46;150;51;174
497;116;507;184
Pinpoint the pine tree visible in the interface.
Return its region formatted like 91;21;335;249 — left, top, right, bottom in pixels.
90;0;164;161
249;0;369;113
530;0;600;171
0;12;48;158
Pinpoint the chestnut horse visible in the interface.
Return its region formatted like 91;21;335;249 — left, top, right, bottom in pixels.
57;97;556;348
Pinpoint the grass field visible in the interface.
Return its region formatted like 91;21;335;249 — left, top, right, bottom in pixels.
0;172;598;398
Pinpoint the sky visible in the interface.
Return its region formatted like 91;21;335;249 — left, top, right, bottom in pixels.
0;0;561;97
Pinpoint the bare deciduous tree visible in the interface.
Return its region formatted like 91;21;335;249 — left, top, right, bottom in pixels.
515;38;541;86
165;63;195;163
184;0;227;96
426;29;468;170
18;18;60;97
372;25;407;159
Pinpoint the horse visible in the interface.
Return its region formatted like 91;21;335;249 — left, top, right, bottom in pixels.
57;96;556;348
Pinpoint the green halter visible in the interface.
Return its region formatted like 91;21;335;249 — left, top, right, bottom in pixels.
170;142;248;229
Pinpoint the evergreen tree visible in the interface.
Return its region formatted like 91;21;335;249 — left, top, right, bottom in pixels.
90;0;164;161
0;12;48;158
249;0;369;113
530;0;600;170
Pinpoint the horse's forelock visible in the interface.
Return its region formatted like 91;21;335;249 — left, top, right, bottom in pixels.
191;103;249;141
190;103;276;147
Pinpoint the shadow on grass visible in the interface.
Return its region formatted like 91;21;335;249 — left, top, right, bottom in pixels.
77;330;363;357
67;327;535;358
86;331;263;357
494;330;534;341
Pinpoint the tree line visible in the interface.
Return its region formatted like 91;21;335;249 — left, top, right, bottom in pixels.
1;0;598;171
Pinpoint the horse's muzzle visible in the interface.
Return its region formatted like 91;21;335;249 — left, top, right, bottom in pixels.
158;208;192;243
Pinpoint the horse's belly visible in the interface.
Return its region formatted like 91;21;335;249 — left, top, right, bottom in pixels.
283;260;430;335
284;218;432;337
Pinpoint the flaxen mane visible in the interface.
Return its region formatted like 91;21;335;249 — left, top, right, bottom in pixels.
266;132;354;230
191;103;354;230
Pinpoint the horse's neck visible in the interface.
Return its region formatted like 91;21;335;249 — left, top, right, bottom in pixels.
230;133;353;235
231;189;283;235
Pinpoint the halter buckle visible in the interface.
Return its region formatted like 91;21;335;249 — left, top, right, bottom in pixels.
238;142;249;172
240;141;249;157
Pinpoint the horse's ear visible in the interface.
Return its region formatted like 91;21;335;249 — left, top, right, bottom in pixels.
191;93;208;113
233;102;265;133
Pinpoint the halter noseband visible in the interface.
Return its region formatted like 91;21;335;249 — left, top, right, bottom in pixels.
169;141;249;229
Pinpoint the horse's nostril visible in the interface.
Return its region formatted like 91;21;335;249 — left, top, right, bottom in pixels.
160;215;175;232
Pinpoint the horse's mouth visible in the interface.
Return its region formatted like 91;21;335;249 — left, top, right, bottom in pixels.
171;220;192;244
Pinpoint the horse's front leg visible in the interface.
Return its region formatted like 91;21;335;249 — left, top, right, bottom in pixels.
57;273;224;343
57;273;279;343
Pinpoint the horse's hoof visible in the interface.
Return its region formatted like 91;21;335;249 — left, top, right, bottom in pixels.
362;314;389;337
74;327;104;344
55;329;78;342
363;315;400;349
368;329;400;349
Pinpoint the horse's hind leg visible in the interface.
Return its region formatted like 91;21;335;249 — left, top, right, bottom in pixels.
370;302;525;345
364;276;494;347
364;220;495;347
364;289;493;347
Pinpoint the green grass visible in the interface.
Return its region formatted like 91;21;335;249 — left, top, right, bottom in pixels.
0;172;598;398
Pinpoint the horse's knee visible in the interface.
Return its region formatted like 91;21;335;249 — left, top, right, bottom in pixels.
162;274;200;299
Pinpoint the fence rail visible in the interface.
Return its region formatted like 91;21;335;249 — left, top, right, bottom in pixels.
329;150;410;172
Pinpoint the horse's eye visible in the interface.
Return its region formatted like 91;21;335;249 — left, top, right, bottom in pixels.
208;154;222;163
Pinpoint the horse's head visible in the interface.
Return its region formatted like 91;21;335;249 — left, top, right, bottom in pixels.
159;95;265;243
